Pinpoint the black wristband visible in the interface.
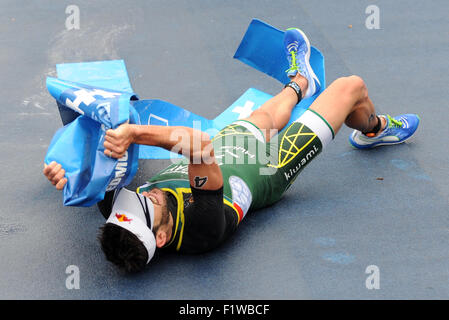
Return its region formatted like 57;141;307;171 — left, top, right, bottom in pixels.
284;81;303;104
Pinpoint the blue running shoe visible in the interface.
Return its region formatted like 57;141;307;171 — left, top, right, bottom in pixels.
283;28;321;98
349;114;420;149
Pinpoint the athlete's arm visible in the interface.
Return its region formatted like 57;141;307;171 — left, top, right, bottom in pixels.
104;123;223;190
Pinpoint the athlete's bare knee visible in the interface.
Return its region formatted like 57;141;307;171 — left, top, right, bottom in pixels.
332;75;367;101
249;108;270;120
245;109;274;130
348;75;367;96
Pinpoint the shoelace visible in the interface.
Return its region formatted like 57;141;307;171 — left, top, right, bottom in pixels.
363;115;402;138
285;51;301;74
386;115;403;128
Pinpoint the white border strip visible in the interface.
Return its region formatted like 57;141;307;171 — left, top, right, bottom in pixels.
295;110;333;148
233;120;265;143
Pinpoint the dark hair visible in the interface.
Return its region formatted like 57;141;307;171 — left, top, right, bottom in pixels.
98;223;149;273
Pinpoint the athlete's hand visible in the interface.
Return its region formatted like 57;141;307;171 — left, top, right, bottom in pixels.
43;161;67;190
103;122;135;159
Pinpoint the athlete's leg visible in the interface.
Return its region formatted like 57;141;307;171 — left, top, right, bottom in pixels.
243;73;308;142
262;75;375;201
309;75;383;136
243;73;381;144
243;27;319;142
245;26;417;148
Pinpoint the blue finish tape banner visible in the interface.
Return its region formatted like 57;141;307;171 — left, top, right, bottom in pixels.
56;59;135;93
234;19;325;88
45;78;140;207
133;89;274;159
233;19;326;128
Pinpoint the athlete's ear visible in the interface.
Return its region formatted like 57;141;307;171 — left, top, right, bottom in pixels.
155;230;168;248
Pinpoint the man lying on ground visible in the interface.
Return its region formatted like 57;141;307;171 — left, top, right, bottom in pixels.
44;28;420;273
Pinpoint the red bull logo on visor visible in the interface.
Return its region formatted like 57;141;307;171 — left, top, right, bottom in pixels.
115;213;132;223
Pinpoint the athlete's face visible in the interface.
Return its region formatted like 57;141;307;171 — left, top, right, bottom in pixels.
141;188;171;237
142;188;166;207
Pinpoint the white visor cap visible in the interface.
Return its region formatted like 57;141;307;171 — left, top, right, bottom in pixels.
106;188;156;264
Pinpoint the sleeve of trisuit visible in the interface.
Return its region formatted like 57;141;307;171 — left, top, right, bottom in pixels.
181;186;238;253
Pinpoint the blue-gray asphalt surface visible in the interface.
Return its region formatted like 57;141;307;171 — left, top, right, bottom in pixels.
1;0;448;299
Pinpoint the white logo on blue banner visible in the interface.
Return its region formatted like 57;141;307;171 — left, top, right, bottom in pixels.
61;87;128;129
148;113;169;126
232;100;255;120
64;88;121;115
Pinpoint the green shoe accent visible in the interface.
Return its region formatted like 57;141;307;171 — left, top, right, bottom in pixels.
285;51;302;74
386;114;403;128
